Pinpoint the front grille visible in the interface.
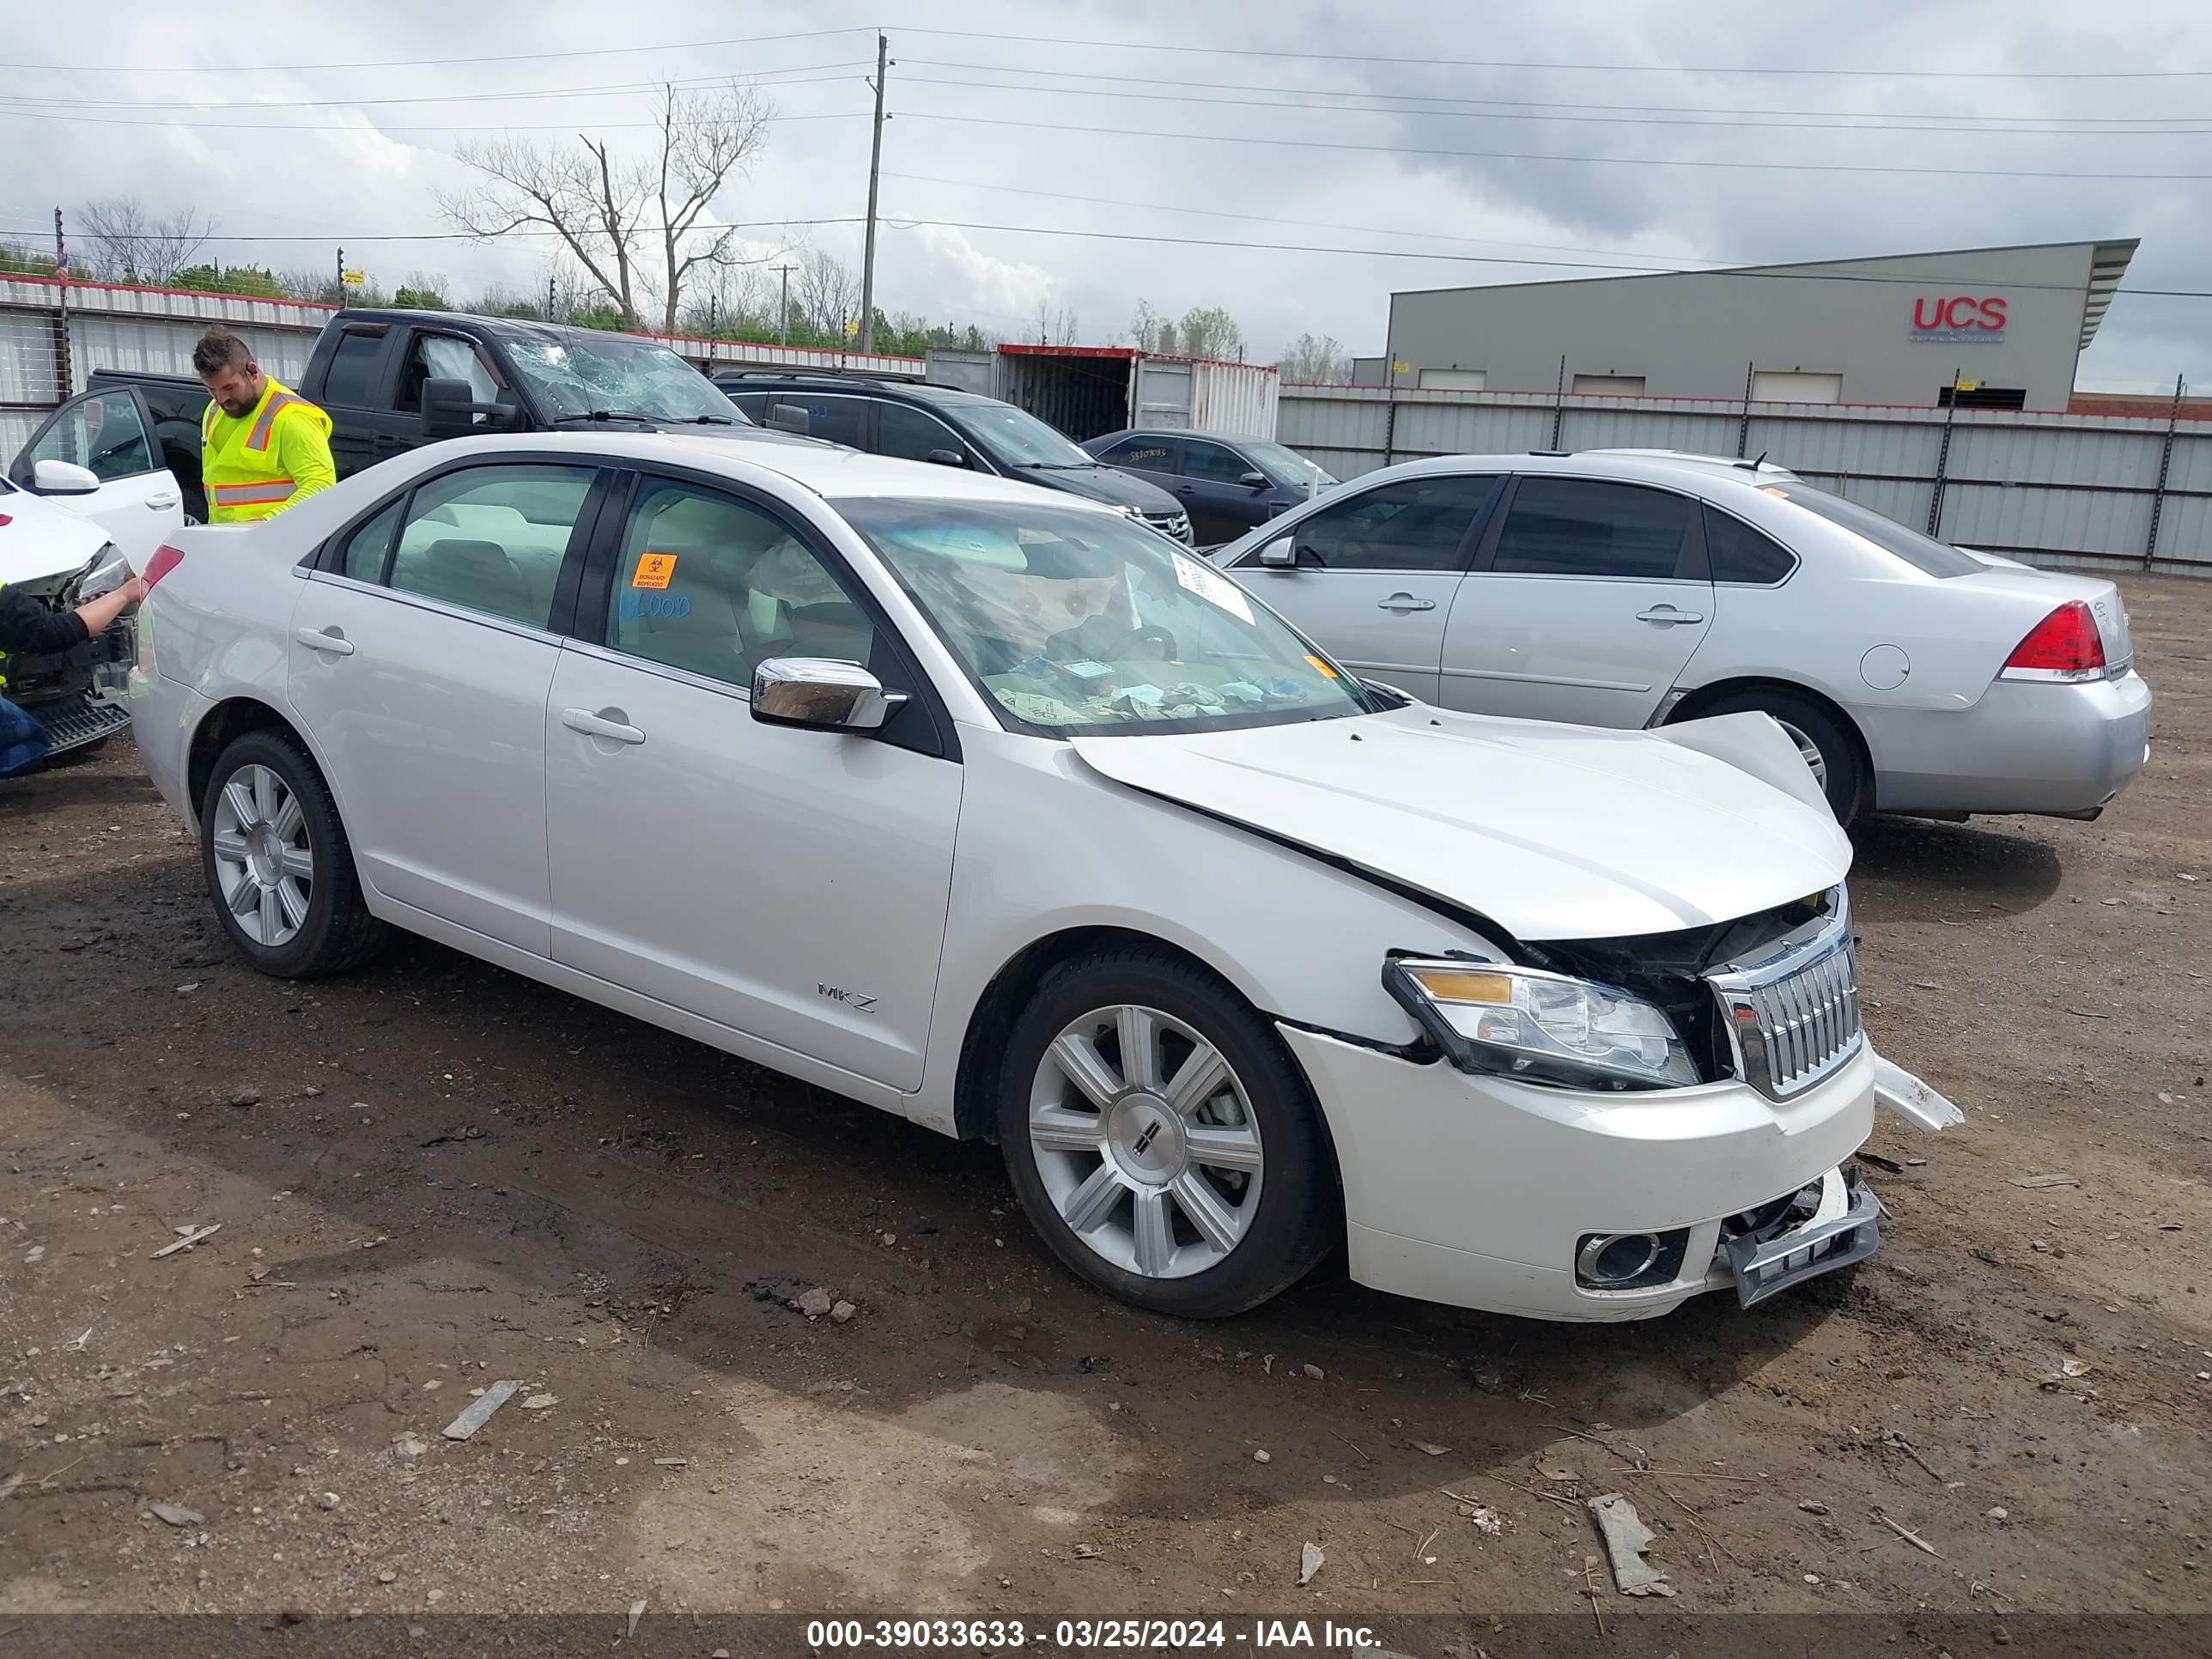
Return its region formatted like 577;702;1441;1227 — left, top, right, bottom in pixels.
27;693;131;755
1705;896;1863;1099
1144;511;1194;544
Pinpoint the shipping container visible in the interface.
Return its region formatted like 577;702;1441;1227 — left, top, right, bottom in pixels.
926;345;1280;441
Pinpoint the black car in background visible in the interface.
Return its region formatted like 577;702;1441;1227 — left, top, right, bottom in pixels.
1082;428;1337;547
714;374;1194;544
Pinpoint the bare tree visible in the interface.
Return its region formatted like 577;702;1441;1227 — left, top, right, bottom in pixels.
441;82;774;331
78;197;215;284
794;248;858;341
1278;331;1352;385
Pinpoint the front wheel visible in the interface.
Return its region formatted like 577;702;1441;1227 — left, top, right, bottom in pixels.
200;728;386;977
997;950;1338;1318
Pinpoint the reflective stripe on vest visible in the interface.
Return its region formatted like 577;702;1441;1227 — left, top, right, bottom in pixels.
210;479;297;507
247;392;301;452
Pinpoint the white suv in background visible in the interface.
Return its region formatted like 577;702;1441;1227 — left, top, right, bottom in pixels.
1206;450;2149;823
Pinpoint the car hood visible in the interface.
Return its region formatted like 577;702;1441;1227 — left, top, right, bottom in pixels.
0;483;108;586
1070;705;1851;941
1012;462;1183;515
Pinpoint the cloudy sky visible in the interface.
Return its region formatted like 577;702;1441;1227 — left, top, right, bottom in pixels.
4;0;2209;386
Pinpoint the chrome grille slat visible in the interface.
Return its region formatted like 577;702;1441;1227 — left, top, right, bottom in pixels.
1705;893;1866;1101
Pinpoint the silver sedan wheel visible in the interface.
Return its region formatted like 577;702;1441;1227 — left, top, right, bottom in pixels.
1777;719;1829;789
210;763;313;948
1028;1003;1265;1280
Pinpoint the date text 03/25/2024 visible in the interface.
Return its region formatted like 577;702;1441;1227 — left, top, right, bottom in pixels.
804;1620;1384;1650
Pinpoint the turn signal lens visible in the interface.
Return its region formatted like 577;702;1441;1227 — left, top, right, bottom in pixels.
1407;967;1515;1006
2002;600;2105;679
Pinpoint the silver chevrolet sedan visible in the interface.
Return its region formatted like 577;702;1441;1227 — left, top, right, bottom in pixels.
1206;449;2151;823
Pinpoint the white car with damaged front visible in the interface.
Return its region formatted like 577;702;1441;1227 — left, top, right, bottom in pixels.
126;431;1954;1322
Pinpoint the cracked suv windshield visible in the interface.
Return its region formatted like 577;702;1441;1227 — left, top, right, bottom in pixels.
836;498;1374;734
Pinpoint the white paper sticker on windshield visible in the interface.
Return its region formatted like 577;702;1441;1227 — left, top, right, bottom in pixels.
1172;556;1254;625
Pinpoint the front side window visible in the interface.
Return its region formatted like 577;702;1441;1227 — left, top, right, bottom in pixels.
878;402;965;463
31;390;155;481
1248;474;1500;573
1240;440;1336;489
502;336;742;424
1491;477;1689;578
1180;439;1253;483
382;465;597;629
834;496;1378;737
942;401;1094;469
762;394;870;448
400;335;508;417
604;479;875;690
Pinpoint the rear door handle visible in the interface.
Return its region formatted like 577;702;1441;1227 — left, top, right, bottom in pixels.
1376;593;1437;612
146;491;180;510
1636;605;1705;625
562;707;646;745
293;625;356;656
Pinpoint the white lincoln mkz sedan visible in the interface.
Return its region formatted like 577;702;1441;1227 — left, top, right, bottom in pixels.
128;431;1955;1322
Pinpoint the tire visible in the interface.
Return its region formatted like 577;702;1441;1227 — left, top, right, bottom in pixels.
996;949;1338;1319
1684;688;1867;823
199;728;386;978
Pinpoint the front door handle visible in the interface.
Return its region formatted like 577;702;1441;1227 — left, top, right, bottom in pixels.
146;491;180;510
562;707;646;745
1376;592;1437;612
293;625;356;656
1636;605;1705;625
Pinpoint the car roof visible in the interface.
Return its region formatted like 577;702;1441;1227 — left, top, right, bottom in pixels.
440;429;1131;510
1577;447;1803;483
1088;428;1273;447
713;375;997;410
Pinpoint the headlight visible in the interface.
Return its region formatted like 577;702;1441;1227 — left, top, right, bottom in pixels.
72;543;133;601
1383;957;1699;1091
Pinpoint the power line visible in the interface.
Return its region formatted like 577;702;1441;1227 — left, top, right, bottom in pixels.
891;110;2212;180
889;69;2212;138
893;27;2212;81
896;58;2212;127
0;103;869;135
9;26;870;75
0;59;872;113
0;217;863;245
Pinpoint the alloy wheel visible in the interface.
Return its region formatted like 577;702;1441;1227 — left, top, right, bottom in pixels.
210;763;314;948
1028;1003;1266;1279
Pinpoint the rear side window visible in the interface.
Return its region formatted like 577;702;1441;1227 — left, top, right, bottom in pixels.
1492;478;1689;578
1702;505;1797;585
1773;484;1984;578
1249;473;1500;573
321;330;386;407
1101;436;1177;472
384;465;597;629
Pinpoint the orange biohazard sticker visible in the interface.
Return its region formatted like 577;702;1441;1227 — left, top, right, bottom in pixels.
631;553;678;589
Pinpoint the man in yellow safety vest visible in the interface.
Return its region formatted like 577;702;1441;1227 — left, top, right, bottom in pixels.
193;328;335;524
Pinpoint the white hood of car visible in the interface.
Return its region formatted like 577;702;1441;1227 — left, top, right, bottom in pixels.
0;481;107;587
1071;706;1851;941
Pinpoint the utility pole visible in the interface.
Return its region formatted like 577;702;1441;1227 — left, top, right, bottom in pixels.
53;207;71;398
858;32;889;356
336;246;343;298
776;263;794;347
545;272;556;321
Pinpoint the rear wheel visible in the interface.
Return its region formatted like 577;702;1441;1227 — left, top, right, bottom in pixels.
200;729;386;977
1682;687;1867;823
997;950;1337;1318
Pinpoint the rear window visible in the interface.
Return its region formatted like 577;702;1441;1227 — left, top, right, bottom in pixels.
1770;484;1984;578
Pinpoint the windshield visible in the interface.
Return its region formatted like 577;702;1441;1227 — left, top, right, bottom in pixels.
834;496;1377;737
1242;440;1337;490
503;337;749;424
1767;483;1983;578
944;401;1095;468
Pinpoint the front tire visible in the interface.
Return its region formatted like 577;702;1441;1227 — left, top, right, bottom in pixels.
997;950;1338;1318
200;729;386;977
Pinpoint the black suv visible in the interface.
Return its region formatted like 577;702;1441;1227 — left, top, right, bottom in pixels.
713;375;1194;544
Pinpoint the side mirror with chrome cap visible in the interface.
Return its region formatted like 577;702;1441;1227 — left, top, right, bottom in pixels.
750;657;907;732
31;459;100;495
1255;537;1297;568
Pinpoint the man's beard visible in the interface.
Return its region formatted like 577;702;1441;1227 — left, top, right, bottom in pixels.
220;396;258;417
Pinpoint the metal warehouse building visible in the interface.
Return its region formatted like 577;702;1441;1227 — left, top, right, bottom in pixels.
1366;239;2137;413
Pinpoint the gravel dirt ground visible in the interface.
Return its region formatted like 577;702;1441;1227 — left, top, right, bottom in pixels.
1;576;2207;1641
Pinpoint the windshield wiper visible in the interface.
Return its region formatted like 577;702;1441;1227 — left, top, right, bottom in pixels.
1018;460;1097;471
674;413;741;425
550;410;663;425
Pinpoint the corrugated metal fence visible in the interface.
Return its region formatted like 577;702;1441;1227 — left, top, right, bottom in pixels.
1;273;924;459
1277;384;2210;577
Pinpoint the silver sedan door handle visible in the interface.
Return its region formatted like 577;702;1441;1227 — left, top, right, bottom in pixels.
562;707;646;745
146;491;180;510
1376;592;1437;612
1636;605;1705;625
293;625;356;656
